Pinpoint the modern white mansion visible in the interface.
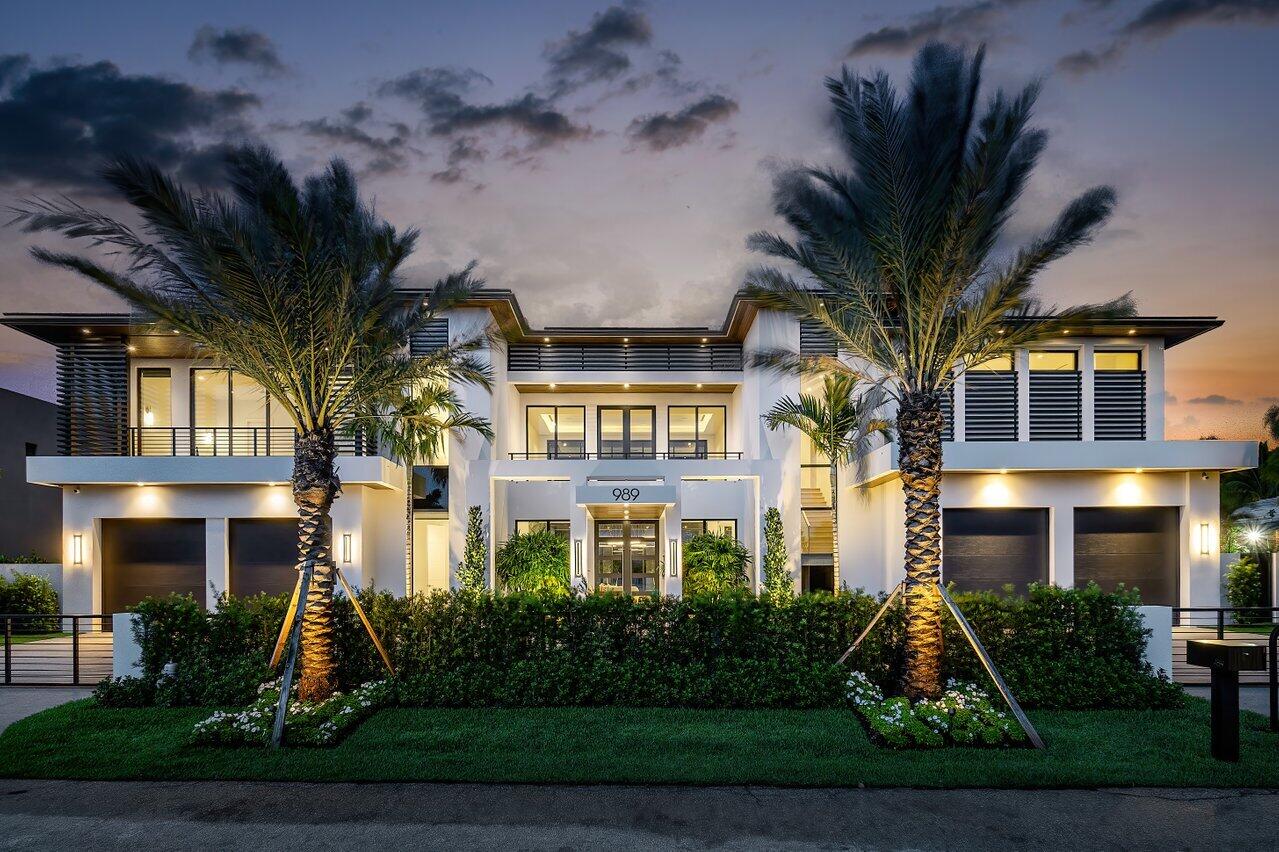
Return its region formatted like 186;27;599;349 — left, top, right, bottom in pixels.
3;290;1257;615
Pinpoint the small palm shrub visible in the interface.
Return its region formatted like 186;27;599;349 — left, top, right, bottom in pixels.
1225;556;1265;623
495;530;571;595
683;532;750;595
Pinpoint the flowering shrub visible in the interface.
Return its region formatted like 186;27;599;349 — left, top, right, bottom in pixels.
845;672;1027;749
191;679;389;748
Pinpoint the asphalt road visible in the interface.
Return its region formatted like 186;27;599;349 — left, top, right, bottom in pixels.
0;780;1276;851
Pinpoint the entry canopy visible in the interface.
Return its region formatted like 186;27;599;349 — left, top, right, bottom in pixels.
575;484;677;508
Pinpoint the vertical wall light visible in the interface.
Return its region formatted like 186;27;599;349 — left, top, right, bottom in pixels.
1199;522;1211;556
573;539;583;577
668;538;679;577
71;534;83;566
341;533;353;563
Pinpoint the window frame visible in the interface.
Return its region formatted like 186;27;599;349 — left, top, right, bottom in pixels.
596;405;657;459
1093;349;1143;372
681;519;738;542
524;405;587;458
667;404;727;458
1028;349;1080;372
136;367;172;429
514;519;571;537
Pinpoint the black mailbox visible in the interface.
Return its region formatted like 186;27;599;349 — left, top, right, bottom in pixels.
1186;639;1267;762
1187;640;1266;672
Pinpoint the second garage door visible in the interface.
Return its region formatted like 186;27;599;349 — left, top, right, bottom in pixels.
229;519;298;598
1074;507;1179;606
102;519;206;615
942;508;1049;593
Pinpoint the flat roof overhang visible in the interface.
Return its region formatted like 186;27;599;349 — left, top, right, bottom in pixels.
25;454;401;489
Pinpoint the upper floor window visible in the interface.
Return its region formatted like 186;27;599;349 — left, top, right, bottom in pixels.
668;406;725;458
137;368;172;429
515;520;570;538
972;354;1014;372
599;406;655;459
1094;350;1141;371
191;368;290;455
526;405;586;459
1028;350;1081;441
1029;351;1078;372
1093;350;1146;441
682;519;737;542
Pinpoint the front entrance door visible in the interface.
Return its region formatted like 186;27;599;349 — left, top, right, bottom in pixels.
595;520;659;594
598;406;656;458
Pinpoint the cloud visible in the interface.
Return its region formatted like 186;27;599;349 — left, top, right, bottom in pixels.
0;55;258;193
430;136;486;185
1258;396;1279;403
544;2;652;96
1166;394;1179;405
626;94;739;151
188;25;287;76
292;102;413;174
1188;394;1244;405
846;0;1034;57
378;67;594;149
1058;0;1279;75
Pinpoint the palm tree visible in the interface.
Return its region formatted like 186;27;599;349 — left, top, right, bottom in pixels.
763;374;892;592
11;147;491;701
746;43;1132;698
359;384;492;595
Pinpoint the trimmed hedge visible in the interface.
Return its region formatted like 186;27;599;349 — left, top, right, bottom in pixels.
0;571;60;633
97;583;1181;711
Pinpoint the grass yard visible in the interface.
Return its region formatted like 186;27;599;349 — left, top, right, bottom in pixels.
1;698;1277;787
6;632;70;645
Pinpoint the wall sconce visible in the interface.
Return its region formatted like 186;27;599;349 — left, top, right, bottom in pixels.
71;534;83;566
341;533;353;563
1199;522;1211;556
668;538;679;577
574;539;584;577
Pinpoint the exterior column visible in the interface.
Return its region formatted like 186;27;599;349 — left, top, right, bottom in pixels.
662;497;683;597
205;517;228;607
570;500;591;592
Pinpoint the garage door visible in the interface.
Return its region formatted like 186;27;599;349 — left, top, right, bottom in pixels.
102;519;205;615
942;509;1049;593
229;519;298;598
1074;507;1179;606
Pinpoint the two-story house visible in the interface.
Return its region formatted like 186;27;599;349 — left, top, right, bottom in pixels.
2;290;1257;615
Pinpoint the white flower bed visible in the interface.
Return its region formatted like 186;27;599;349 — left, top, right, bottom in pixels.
845;672;1027;749
191;679;389;747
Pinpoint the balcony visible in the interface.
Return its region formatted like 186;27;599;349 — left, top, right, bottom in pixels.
126;427;376;457
509;451;743;460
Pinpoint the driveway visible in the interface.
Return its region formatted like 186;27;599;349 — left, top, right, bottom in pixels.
0;688;92;733
0;780;1275;851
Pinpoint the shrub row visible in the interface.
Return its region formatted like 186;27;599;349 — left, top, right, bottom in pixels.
101;583;1181;711
0;571;60;633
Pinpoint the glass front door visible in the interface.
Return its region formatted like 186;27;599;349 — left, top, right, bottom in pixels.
594;520;659;594
597;406;655;458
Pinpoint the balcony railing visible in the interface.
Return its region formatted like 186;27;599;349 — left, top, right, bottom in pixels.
508;450;743;460
127;427;376;457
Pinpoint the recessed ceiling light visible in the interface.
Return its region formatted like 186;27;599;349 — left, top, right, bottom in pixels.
696;383;703;389
623;337;629;343
1127;329;1136;335
81;328;91;334
623;383;630;389
126;344;137;352
543;337;551;343
548;383;556;389
701;337;708;343
1062;330;1070;335
135;482;145;487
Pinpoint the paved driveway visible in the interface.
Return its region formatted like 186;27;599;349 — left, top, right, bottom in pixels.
0;688;92;733
0;781;1276;851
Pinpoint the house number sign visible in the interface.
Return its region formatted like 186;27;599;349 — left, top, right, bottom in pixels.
612;488;640;502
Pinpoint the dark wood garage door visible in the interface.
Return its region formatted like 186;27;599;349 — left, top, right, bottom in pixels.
1074;507;1179;606
229;519;298;598
942;509;1049;593
102;519;205;615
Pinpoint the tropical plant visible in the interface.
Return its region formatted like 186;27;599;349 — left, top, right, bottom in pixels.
745;43;1131;698
763;374;891;592
359;385;492;595
761;506;792;601
1224;555;1264;623
495;530;571;594
458;506;488;591
11;147;491;701
682;532;750;595
0;571;59;632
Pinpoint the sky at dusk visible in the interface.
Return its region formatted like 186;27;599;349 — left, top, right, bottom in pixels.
0;0;1275;440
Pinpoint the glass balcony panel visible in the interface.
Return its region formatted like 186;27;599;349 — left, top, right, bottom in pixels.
801;507;834;555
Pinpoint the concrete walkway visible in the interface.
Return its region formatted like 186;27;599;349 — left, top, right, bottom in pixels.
1185;685;1271;717
0;780;1276;851
0;687;93;733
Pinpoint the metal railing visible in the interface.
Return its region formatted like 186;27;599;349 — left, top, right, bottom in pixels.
1171;607;1279;720
127;427;376;457
508;450;744;460
2;614;113;687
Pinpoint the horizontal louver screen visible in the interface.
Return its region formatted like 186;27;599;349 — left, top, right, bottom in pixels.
1029;372;1082;441
799;320;837;356
1094;371;1146;440
57;340;128;456
964;372;1018;441
409;319;449;357
940;387;954;442
508;343;742;371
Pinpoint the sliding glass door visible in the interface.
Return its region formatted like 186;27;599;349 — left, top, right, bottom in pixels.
597;406;655;458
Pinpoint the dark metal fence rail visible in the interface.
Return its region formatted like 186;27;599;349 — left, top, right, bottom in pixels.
508;451;744;460
127;427;376;457
508;343;743;372
2;614;113;687
1171;607;1279;687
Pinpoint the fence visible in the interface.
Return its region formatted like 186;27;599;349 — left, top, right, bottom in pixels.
2;614;113;687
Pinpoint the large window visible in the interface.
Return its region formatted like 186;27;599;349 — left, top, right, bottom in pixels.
516;520;570;537
526;406;586;458
598;406;655;459
1095;350;1141;372
1093;350;1146;440
668;406;726;458
134;368;172;455
681;519;737;542
191;368;289;455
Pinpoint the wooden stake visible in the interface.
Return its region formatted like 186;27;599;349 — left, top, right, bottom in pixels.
835;582;904;666
272;559;313;749
336;567;395;676
269;572;303;670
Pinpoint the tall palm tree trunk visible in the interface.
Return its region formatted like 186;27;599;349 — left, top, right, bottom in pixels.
830;462;840;593
404;461;415;596
293;427;341;702
898;395;944;700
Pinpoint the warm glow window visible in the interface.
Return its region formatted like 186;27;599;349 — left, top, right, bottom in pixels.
526;406;586;458
668;406;726;457
681;519;737;542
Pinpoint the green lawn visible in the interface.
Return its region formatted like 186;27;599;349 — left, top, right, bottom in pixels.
6;632;69;645
1;699;1276;787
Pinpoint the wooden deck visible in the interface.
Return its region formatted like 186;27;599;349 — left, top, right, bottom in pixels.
3;633;113;686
